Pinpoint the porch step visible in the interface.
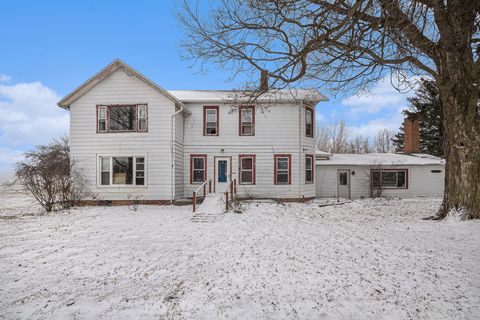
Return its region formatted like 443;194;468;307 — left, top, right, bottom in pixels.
191;193;226;223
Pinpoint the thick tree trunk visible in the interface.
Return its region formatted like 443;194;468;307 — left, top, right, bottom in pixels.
436;49;480;218
439;87;480;219
434;1;480;219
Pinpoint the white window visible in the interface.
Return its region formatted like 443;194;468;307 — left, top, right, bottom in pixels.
97;104;148;133
204;107;218;135
138;105;147;132
100;157;110;185
240;106;254;135
275;155;291;184
135;157;145;185
305;155;314;183
305;107;313;137
239;155;255;184
191;155;207;183
98;106;107;132
371;169;407;189
99;156;146;186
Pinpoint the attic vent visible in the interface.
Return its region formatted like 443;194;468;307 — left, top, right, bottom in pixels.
431;170;442;173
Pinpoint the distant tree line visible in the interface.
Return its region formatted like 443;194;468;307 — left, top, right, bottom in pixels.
316;120;395;154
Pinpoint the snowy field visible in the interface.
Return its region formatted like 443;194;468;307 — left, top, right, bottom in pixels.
1;184;479;319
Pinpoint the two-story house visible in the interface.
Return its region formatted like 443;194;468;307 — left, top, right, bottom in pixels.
59;60;445;204
58;59;327;203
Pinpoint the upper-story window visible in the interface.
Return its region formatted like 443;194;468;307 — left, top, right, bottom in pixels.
97;104;148;133
203;106;219;136
239;106;255;136
305;106;314;137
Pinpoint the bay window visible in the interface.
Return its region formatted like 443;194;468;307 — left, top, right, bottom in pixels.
371;169;408;189
239;155;256;184
99;156;146;186
96;104;148;133
274;154;291;185
239;106;255;136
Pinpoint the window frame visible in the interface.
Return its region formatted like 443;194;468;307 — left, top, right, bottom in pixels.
274;154;292;185
97;105;107;133
371;169;408;189
190;154;208;184
203;106;219;136
305;154;314;184
305;106;314;138
96;104;148;133
137;104;148;132
98;155;147;187
238;154;256;185
239;105;255;136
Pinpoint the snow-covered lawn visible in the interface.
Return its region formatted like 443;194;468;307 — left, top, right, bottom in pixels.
1;186;479;319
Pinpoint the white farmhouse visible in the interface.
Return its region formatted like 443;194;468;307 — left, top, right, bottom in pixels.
58;59;326;204
58;59;444;204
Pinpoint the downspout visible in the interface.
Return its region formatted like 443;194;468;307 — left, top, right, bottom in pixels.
299;101;303;198
171;103;184;202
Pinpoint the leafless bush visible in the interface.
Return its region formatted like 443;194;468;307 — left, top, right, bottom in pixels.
368;163;384;198
15;136;93;212
127;193;143;212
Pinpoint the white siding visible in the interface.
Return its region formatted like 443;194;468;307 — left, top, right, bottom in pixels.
316;164;445;199
174;113;184;199
70;69;176;201
182;103;317;199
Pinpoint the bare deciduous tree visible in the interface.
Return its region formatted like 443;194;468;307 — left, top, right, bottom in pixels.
374;129;395;153
15;136;92;212
316;121;393;154
179;0;480;218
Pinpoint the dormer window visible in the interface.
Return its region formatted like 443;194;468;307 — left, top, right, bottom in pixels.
203;106;219;136
97;104;148;133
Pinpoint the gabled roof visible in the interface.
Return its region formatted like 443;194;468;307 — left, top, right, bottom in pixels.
57;59;187;110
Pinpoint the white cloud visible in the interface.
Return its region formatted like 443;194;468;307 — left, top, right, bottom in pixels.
0;74;11;83
0;147;24;172
341;76;416;115
348;106;405;138
0;80;69;173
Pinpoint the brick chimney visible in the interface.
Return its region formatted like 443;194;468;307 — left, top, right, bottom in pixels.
404;117;420;154
260;70;268;92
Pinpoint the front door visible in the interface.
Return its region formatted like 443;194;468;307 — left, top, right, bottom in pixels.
337;170;351;199
215;157;231;192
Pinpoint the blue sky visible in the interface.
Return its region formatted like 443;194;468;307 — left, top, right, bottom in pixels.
0;0;414;173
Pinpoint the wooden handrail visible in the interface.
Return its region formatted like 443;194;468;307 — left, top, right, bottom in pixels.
193;179;211;213
225;178;237;211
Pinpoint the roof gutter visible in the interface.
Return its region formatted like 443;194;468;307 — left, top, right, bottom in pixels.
170;103;185;202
